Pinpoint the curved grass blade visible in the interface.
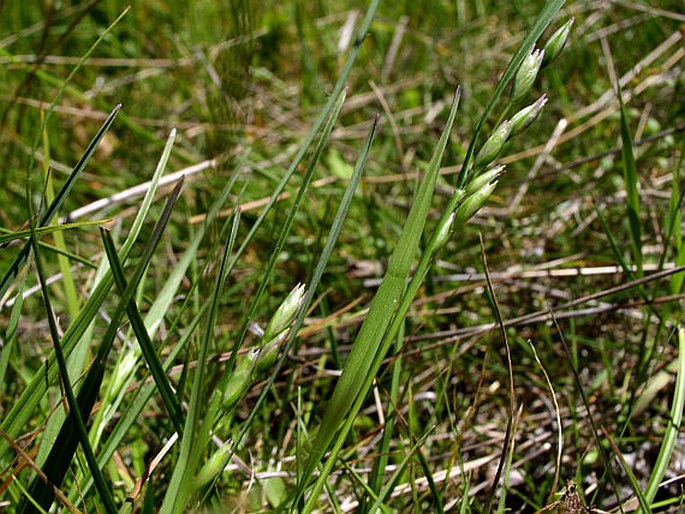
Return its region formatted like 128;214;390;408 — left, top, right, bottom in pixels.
17;181;184;513
18;236;116;513
642;326;685;510
0;129;178;463
298;89;461;512
100;230;185;436
0;220;111;245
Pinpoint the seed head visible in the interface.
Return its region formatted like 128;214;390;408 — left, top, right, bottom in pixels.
464;165;506;198
434;212;456;250
262;282;306;344
512;46;544;102
543;18;574;68
222;348;259;409
454;180;498;226
510;94;548;137
474;120;513;170
195;441;233;489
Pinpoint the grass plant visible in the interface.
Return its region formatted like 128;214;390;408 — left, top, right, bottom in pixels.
1;0;684;512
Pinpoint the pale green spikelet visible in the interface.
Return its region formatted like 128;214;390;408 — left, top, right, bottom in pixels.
510;94;548;137
511;46;544;102
465;165;506;197
474;120;513;170
222;348;259;410
454;180;498;226
543;17;574;68
262;282;306;343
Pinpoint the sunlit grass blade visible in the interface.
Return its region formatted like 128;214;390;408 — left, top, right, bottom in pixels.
17;181;184;513
0;220;111;245
0;129;178;465
298;88;461;511
160;210;239;514
0;103;121;301
100;229;185;436
642;326;685;510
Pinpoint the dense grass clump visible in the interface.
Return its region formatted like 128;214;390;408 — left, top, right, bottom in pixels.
1;1;684;512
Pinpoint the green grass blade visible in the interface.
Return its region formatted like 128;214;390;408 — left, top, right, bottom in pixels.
0;279;24;392
616;75;643;276
41;123;80;321
298;89;461;511
18;182;184;512
187;89;352;485
18;235;116;514
227;115;377;512
0;104;121;301
73;174;238;504
100;229;185;436
368;429;432;514
37;129;179;470
0;129;178;464
603;426;651;513
642;326;685;509
153;14;383;483
0;220;111;245
668;140;685;295
456;0;565;188
367;325;404;503
74;302;209;505
220;86;348;383
160;209;239;514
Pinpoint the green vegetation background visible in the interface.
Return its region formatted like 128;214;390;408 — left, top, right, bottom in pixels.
1;0;684;512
